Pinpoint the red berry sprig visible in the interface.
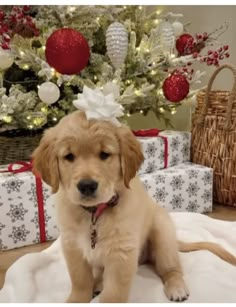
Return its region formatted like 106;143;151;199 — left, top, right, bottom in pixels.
0;6;39;50
196;45;230;67
188;32;209;54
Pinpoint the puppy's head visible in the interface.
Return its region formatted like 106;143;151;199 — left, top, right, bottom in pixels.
32;111;144;207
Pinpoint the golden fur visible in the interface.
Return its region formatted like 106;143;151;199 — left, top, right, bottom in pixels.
33;111;236;303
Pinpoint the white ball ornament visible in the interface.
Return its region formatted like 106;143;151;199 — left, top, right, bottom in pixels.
38;82;60;105
0;48;14;70
106;22;128;70
172;21;184;37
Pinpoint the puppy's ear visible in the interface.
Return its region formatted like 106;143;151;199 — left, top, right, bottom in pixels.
117;126;144;188
32;128;60;193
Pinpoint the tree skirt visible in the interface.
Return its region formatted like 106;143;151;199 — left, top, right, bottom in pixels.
1;212;236;303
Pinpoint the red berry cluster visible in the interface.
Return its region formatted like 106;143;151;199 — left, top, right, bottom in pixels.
187;32;208;54
199;45;230;66
0;6;39;50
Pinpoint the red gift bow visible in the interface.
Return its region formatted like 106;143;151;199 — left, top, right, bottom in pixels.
0;161;46;243
132;128;169;168
132;128;160;137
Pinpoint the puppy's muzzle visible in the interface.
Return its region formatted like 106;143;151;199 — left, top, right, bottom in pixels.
77;179;98;196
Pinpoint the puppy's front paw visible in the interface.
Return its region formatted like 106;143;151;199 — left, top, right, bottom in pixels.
164;278;189;302
66;291;92;303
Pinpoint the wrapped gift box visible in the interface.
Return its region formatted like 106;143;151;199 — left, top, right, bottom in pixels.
0;164;59;251
137;130;191;175
140;162;213;213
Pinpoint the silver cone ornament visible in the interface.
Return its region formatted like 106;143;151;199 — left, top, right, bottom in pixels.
106;22;128;70
159;20;175;54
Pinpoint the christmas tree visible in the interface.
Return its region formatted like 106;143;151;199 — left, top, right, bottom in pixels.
0;5;230;133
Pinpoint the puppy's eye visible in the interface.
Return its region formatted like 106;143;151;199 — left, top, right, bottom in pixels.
100;151;110;160
64;153;75;162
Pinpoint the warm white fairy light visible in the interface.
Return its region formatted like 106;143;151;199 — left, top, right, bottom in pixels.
23;64;29;70
68;6;76;12
136;47;140;52
3;115;12;123
94;75;98;81
42;46;46;51
138;6;142;10
26;115;31;120
53;117;58;122
159;107;165;113
140;110;144;114
126;112;131;117
20;50;25;56
154;19;159;25
96;17;100;22
51;68;56;76
171;108;177;114
41;106;47;113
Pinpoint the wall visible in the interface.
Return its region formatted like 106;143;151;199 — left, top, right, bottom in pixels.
127;5;236;132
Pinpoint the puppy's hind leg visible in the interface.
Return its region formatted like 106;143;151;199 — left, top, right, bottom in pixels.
149;207;189;302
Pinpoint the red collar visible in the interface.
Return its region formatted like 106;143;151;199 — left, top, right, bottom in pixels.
81;194;119;249
81;193;119;222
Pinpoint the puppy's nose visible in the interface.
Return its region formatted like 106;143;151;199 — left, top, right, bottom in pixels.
77;179;98;196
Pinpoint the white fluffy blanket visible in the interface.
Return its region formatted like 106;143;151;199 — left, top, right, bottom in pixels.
1;212;236;303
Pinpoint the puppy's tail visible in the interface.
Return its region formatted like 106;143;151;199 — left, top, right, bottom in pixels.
178;240;236;266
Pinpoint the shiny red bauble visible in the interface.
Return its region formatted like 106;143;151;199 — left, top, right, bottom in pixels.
162;73;189;103
176;33;194;56
45;28;90;75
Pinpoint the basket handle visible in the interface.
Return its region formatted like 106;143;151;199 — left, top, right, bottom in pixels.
198;64;236;130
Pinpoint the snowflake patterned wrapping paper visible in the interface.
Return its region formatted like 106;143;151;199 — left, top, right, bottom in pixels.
140;162;213;213
0;166;59;251
137;131;191;175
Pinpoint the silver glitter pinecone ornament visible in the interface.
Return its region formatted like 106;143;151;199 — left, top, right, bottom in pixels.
159;20;175;54
106;22;128;70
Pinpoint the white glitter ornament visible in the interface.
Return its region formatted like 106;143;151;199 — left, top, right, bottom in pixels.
106;22;128;70
172;21;184;36
38;81;60;105
159;20;175;54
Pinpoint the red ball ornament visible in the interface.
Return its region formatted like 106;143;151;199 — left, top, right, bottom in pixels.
176;33;194;56
45;28;90;75
162;73;189;103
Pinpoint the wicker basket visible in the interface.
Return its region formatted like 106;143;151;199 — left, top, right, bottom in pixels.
191;64;236;206
0;130;42;165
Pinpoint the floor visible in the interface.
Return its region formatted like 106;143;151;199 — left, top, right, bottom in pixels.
0;204;236;290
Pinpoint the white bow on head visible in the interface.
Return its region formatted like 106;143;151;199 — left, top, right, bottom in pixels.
73;83;124;126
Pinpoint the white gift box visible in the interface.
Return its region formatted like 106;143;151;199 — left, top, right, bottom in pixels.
137;131;191;175
140;162;213;213
0;165;59;251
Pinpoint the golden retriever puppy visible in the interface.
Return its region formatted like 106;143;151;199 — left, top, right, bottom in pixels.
33;111;236;303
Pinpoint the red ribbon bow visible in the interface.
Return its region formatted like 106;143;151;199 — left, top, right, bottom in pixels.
132;128;160;137
132;128;169;169
1;161;46;243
